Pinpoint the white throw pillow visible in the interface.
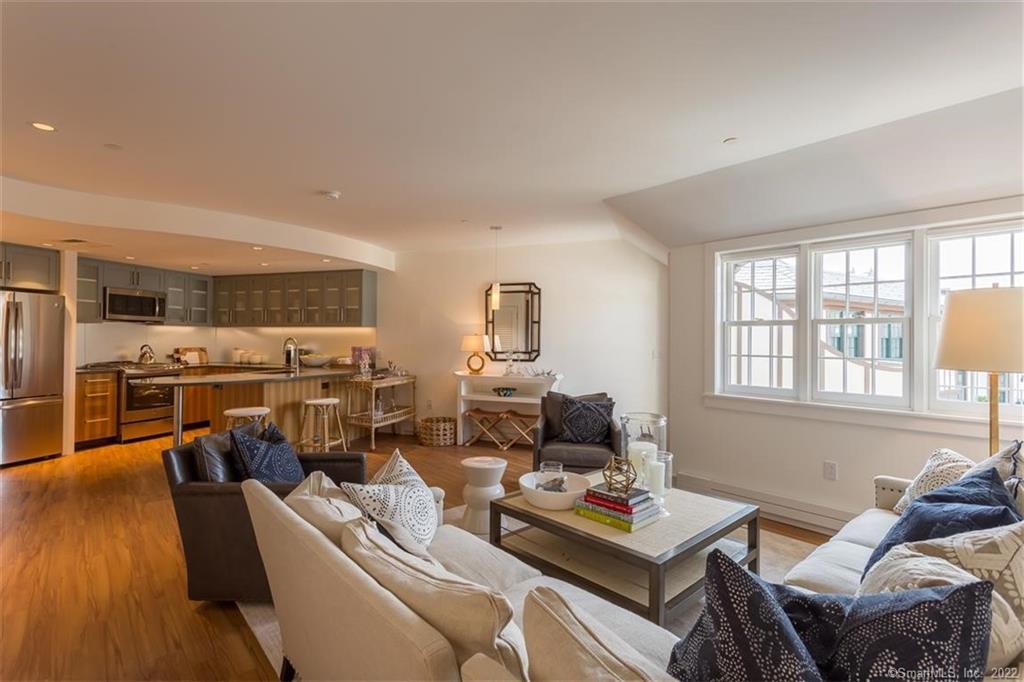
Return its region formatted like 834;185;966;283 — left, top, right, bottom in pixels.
522;586;673;682
893;448;975;514
1007;477;1023;514
283;471;362;545
339;449;438;556
860;543;1024;670
906;521;1024;618
964;440;1023;482
341;518;528;680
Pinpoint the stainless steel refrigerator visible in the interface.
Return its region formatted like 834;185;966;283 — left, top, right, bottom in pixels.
1;291;65;465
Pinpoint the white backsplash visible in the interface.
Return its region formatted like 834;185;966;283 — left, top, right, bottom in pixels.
76;323;377;365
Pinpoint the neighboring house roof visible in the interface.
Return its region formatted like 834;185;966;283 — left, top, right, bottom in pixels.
735;258;904;309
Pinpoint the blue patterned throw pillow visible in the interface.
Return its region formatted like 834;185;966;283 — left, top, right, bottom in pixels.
863;467;1023;578
230;427;304;484
668;550;824;681
558;397;614;444
669;551;993;682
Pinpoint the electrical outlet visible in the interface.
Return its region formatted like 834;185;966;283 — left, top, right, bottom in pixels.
823;460;839;481
425;399;433;412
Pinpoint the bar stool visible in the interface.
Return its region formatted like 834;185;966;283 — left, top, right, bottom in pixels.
224;406;271;430
298;398;348;452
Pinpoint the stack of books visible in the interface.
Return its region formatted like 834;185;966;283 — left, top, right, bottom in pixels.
574;483;661;532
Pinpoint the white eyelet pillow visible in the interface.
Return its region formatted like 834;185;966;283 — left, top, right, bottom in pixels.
893;448;975;514
339;449;438;556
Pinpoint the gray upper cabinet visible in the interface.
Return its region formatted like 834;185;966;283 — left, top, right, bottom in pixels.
264;276;286;325
187;275;212;325
0;243;60;292
214;277;233;326
209;269;376;328
344;270;377;327
165;271;188;324
77;258;103;323
103;262;164;291
165;272;212;326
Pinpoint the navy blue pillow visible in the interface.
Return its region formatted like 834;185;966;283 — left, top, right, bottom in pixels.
668;550;824;681
230;427;304;484
669;552;993;682
863;468;1023;577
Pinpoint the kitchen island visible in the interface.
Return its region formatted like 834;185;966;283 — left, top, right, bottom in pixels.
134;367;357;446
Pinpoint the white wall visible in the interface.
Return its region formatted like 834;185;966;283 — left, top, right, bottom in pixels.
377;239;668;422
669;237;1021;531
76;323;375;365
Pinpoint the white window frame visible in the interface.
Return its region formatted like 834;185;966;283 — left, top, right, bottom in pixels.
809;234;913;409
704;196;1024;438
926;222;1024;420
719;249;799;399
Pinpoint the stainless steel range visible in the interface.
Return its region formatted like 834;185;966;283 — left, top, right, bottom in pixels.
81;361;184;441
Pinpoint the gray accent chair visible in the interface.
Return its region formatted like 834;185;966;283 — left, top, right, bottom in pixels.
532;392;622;473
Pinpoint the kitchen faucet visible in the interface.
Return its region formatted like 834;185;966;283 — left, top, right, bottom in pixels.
282;337;299;372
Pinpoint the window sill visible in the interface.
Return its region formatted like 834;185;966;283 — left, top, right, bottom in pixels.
703;392;1024;441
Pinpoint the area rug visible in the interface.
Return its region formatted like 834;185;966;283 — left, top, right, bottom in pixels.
237;505;817;672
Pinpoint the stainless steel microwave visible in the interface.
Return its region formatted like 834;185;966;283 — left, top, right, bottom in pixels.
104;287;166;323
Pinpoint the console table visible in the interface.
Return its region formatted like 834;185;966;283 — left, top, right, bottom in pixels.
453;371;562;446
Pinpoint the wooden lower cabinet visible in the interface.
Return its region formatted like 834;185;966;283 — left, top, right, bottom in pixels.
209;383;265;433
181;367;211;426
75;372;119;443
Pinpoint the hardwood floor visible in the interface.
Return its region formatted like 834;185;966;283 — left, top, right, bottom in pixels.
0;430;826;680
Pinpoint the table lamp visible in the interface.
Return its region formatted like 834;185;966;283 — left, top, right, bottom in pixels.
460;334;491;375
934;286;1024;454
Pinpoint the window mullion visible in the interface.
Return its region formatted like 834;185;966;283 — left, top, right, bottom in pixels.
910;229;927;412
796;244;811;401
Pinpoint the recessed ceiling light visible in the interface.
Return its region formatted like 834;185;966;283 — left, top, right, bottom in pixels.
722;137;738;145
41;242;54;247
321;258;331;263
189;265;200;270
125;255;136;261
259;262;270;267
320;190;341;200
252;246;264;251
30;121;56;132
103;143;123;151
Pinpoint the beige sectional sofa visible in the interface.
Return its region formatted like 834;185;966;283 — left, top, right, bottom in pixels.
782;475;909;594
241;479;678;681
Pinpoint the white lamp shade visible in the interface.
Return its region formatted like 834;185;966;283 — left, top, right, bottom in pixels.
934;287;1024;373
460;334;490;353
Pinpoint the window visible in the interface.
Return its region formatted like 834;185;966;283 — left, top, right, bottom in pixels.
721;253;797;396
714;221;1024;421
812;240;910;405
930;228;1024;412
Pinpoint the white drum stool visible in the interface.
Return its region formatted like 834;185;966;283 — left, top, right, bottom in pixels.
461;456;507;535
298;398;348;452
224;406;271;430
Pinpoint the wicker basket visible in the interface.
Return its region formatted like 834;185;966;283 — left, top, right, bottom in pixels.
417;417;456;447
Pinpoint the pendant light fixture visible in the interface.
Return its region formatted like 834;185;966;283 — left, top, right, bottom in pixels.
490;225;502;311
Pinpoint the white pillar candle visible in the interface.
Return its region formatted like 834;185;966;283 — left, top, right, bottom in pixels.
627;442;657;484
647;460;666;496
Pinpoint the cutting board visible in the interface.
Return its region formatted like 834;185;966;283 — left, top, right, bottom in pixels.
175;347;209;364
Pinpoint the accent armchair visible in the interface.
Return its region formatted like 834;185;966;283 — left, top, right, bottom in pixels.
162;440;366;602
532;392;622;473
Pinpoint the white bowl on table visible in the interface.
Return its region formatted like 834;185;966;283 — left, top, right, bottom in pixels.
518;472;590;510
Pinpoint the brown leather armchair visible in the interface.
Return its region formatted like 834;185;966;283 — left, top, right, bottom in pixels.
533;392;622;473
162;442;365;602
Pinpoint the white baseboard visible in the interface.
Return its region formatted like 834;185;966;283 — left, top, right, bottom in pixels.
674;473;855;536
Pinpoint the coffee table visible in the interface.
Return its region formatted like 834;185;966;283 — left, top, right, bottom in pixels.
489;473;759;626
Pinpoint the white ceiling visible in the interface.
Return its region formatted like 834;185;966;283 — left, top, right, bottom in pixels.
608;89;1024;246
2;2;1022;252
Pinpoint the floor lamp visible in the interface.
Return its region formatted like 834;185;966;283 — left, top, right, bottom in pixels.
934;287;1024;455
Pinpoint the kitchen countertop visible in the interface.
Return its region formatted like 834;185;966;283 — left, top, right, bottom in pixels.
130;366;358;386
75;362;349;373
